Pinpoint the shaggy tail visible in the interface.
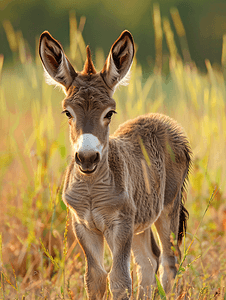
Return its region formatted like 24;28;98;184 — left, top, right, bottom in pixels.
178;201;189;245
178;141;191;245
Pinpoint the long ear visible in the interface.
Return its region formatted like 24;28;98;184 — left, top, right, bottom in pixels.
39;31;77;90
101;30;134;90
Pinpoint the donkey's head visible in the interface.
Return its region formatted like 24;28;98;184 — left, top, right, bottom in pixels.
39;31;134;175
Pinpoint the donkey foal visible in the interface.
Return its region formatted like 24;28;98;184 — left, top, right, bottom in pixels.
39;30;191;300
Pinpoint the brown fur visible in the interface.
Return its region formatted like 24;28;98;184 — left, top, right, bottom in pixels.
39;30;192;300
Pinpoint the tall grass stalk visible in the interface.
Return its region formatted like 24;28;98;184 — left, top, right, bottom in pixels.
153;3;163;73
0;7;226;299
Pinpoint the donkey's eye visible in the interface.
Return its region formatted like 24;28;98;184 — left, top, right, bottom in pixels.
62;110;72;119
104;110;116;120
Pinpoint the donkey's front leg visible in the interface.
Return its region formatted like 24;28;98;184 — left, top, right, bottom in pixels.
105;216;134;300
73;221;107;300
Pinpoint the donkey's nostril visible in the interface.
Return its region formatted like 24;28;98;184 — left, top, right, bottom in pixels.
75;152;83;164
93;152;100;164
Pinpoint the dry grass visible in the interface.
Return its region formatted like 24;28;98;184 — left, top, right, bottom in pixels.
1;10;226;300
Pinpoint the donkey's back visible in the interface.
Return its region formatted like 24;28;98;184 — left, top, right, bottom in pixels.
110;112;190;235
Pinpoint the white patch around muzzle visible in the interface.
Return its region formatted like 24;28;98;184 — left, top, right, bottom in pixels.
75;134;103;157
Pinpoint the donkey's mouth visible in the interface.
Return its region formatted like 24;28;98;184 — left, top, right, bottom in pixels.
79;165;97;174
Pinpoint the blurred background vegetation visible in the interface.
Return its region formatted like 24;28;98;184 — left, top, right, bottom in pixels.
1;0;226;298
1;0;226;72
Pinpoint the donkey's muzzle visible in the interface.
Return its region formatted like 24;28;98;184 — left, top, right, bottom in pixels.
75;151;100;174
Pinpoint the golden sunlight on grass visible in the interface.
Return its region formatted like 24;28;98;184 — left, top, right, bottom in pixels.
0;9;226;299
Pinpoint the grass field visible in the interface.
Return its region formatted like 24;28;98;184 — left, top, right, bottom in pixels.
1;12;226;300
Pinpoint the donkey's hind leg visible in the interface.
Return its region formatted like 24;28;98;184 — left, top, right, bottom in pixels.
154;192;183;294
132;228;160;300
